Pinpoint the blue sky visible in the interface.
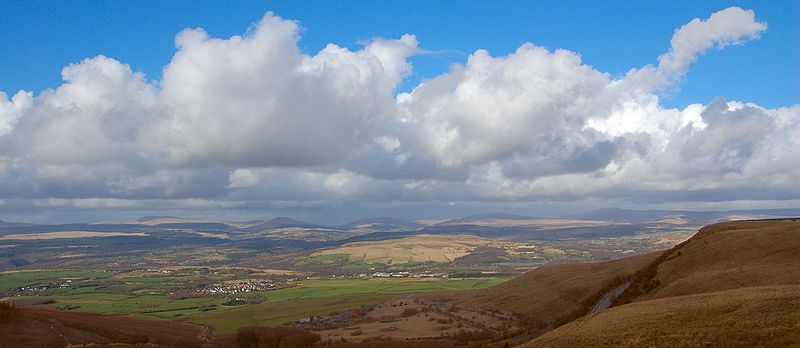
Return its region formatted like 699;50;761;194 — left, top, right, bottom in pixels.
2;1;797;108
0;2;799;223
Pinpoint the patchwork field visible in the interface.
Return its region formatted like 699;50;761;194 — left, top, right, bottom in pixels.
313;234;529;264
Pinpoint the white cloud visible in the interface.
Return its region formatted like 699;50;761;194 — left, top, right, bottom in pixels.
228;169;260;189
623;7;767;91
151;13;417;167
0;91;32;137
659;7;766;74
0;7;797;217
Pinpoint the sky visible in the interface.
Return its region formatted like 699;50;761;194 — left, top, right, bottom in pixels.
0;1;798;223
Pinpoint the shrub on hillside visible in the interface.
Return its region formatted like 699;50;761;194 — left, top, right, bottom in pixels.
236;325;320;348
0;302;19;323
449;329;494;344
400;308;419;317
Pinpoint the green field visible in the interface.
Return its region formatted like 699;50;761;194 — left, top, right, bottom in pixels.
1;269;506;335
0;270;111;291
0;269;225;319
191;277;505;335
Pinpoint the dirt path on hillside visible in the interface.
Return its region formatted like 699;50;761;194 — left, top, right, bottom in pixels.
590;281;631;315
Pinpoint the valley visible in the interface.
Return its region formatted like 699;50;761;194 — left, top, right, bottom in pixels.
2;210;799;347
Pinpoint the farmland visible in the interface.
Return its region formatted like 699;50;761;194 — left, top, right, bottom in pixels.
0;268;504;336
189;277;503;335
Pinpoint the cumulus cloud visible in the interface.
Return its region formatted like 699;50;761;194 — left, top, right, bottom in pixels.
228;169;260;189
624;6;767;91
659;7;767;74
0;7;797;219
0;91;32;137
152;13;417;167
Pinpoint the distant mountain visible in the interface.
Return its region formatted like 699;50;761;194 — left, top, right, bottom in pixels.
96;216;217;226
137;216;180;222
0;220;37;229
568;207;800;223
240;217;329;232
135;216;214;225
225;220;266;228
338;217;424;230
567;208;703;223
441;212;538;224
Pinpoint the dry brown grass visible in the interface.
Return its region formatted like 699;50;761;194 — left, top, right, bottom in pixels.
639;219;800;300
424;252;661;336
529;285;800;347
526;219;800;347
0;304;206;347
314;297;516;344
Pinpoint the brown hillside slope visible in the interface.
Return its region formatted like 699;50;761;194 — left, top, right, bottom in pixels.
424;251;660;335
528;219;800;347
622;219;800;302
0;304;206;347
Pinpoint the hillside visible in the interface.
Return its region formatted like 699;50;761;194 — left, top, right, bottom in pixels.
528;219;800;347
424;251;661;337
0;304;207;347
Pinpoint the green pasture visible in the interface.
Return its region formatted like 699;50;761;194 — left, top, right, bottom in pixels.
0;269;110;291
190;277;505;335
1;269;507;336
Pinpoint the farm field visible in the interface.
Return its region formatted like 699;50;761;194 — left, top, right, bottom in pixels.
189;277;505;335
0;269;229;319
0;268;505;336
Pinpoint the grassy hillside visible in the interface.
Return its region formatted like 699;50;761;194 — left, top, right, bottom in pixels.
0;303;206;347
528;219;800;347
424;251;661;338
623;219;800;301
530;285;800;347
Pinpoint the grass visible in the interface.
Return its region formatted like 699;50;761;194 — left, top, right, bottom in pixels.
2;269;506;336
190;277;506;335
248;278;503;302
15;293;225;318
191;294;388;335
0;270;111;291
527;220;800;347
